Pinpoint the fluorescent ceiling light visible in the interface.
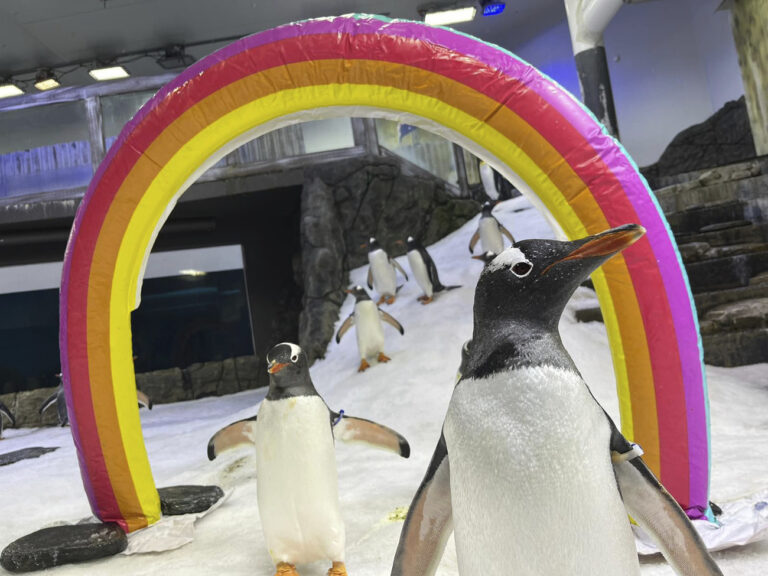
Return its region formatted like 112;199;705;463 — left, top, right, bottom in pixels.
0;83;24;99
34;78;60;91
179;269;207;277
424;6;477;26
89;65;130;81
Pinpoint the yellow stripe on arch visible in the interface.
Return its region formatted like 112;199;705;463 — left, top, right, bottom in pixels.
103;81;639;519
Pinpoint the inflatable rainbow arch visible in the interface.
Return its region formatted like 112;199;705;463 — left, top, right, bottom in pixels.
60;14;711;531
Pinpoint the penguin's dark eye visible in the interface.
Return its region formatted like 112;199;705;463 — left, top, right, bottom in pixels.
511;261;532;277
290;354;298;363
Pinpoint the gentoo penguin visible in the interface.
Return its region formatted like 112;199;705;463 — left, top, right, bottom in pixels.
207;342;410;576
367;237;408;305
39;384;68;427
40;381;152;427
468;202;515;255
392;224;723;576
478;161;499;202
336;286;404;372
404;236;460;304
0;400;15;439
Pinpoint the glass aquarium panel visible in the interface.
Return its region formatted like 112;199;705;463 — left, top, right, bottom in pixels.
463;148;481;186
375;118;458;184
0;101;92;198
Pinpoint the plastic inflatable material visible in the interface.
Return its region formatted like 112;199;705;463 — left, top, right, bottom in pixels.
59;14;710;532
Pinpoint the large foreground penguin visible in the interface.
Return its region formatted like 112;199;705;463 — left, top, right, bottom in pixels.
391;224;723;576
208;343;410;576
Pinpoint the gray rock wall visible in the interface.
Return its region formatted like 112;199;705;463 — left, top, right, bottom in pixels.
298;157;479;362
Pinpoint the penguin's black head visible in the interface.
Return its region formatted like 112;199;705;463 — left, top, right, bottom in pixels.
481;202;494;217
266;342;310;384
346;285;371;302
368;237;380;252
474;224;645;331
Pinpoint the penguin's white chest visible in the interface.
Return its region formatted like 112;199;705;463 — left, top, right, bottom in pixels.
368;249;397;296
478;217;504;254
443;365;639;575
255;397;345;564
354;300;385;358
407;250;433;297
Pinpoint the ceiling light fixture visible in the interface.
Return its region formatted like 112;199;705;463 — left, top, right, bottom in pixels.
34;69;61;91
423;5;478;26
0;82;24;99
89;65;130;81
179;269;207;277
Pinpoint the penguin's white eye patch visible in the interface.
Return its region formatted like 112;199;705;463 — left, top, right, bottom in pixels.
512;261;532;277
290;354;298;363
486;247;531;277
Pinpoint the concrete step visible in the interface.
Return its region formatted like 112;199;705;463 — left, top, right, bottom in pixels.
655;170;768;220
703;328;768;367
675;221;768;247
699;297;768;335
666;199;748;234
695;283;768;314
685;251;768;293
653;156;768;189
678;242;768;264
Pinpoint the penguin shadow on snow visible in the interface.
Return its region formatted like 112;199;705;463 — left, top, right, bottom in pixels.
207;342;411;576
336;286;405;373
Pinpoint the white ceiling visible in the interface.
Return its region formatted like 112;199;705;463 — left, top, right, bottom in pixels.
0;0;567;87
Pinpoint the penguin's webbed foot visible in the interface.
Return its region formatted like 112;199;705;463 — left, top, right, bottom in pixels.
275;562;299;576
376;296;386;305
377;352;391;363
328;562;348;576
420;296;433;305
358;359;371;372
385;296;396;305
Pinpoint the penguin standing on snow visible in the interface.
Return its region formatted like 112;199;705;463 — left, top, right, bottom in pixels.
336;286;404;372
468;202;515;256
207;342;410;576
405;236;460;304
392;224;723;576
367;237;408;305
0;400;15;439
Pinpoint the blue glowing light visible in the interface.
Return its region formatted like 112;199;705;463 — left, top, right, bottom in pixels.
482;2;506;16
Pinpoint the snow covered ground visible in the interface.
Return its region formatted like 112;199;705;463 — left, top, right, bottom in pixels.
1;197;767;575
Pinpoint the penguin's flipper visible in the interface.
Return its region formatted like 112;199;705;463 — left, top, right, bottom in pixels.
499;224;516;245
335;314;356;344
367;267;374;290
610;430;723;575
136;390;153;410
0;400;15;428
39;391;59;415
468;230;480;253
207;415;258;461
391;258;410;281
379;309;405;335
331;412;410;458
391;434;453;576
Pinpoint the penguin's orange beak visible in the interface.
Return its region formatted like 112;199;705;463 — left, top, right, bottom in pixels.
268;362;288;374
543;224;645;274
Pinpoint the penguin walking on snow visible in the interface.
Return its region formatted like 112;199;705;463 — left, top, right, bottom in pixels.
207;342;410;576
392;224;723;576
468;202;515;256
336;286;404;372
0;400;15;439
367;237;408;305
405;236;460;304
